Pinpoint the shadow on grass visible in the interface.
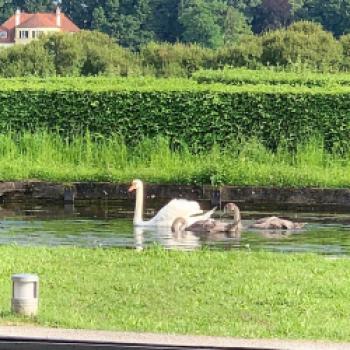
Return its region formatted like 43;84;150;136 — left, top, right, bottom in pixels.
0;310;39;326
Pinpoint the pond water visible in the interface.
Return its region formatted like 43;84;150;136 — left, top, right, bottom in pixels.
0;201;349;256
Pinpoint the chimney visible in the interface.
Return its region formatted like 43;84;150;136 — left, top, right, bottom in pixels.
56;6;61;27
15;8;21;26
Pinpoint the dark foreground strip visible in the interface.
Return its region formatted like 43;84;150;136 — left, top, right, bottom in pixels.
0;338;278;350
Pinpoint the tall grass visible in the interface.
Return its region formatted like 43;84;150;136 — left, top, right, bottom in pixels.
0;131;349;187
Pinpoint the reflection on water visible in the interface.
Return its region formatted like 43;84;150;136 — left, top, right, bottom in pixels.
0;201;349;255
134;226;201;251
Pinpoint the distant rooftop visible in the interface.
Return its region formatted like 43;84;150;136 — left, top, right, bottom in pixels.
0;8;79;44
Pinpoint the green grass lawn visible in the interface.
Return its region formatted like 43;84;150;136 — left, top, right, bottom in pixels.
1;246;350;341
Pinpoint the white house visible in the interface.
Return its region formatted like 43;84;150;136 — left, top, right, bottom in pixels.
0;7;80;47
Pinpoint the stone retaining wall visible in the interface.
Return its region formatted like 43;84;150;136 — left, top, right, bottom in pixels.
0;181;349;211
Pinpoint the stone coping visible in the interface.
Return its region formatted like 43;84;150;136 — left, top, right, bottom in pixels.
0;181;348;210
0;326;349;350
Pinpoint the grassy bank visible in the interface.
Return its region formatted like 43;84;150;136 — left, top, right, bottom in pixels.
0;246;349;340
0;132;349;187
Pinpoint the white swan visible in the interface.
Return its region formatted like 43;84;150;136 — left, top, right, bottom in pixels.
128;179;216;227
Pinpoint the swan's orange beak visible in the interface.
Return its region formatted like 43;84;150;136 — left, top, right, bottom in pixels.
128;183;136;192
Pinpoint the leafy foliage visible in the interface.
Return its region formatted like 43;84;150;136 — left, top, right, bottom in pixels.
0;39;54;76
252;0;292;33
214;35;262;68
339;34;350;70
147;0;182;43
0;77;350;154
296;0;350;37
192;67;350;86
223;6;252;44
179;0;224;49
1;15;348;74
140;42;214;77
0;31;140;77
0;0;53;22
261;21;343;70
2;0;350;50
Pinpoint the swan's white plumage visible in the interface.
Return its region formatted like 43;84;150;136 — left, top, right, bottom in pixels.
186;207;216;226
147;199;202;226
129;179;215;227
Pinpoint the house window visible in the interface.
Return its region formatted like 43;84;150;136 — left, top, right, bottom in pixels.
0;31;7;38
32;31;44;39
19;30;29;39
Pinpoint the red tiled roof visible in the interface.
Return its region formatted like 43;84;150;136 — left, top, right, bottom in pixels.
2;13;31;30
18;13;59;28
17;13;80;32
0;11;79;43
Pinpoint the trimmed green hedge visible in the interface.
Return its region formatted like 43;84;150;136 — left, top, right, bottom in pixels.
192;68;350;87
0;77;350;152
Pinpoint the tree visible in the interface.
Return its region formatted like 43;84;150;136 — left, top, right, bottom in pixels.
179;0;223;48
340;34;350;70
227;0;261;23
215;34;262;68
289;0;304;14
88;0;121;41
223;6;252;44
0;0;58;29
148;0;182;42
227;0;262;10
61;0;154;50
91;6;107;31
261;21;343;70
17;0;54;12
0;0;54;23
116;0;154;49
252;0;292;33
0;0;13;23
0;38;55;76
43;32;84;75
60;0;101;29
296;0;350;37
77;30;141;76
140;41;213;77
41;30;140;76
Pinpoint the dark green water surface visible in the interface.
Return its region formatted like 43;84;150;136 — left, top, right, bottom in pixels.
0;201;349;255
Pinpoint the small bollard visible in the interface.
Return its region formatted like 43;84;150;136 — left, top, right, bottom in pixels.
211;188;222;209
64;187;75;204
11;274;39;316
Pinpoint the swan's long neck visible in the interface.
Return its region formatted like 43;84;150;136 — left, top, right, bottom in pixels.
171;217;187;234
133;184;144;225
233;207;241;225
228;206;242;231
